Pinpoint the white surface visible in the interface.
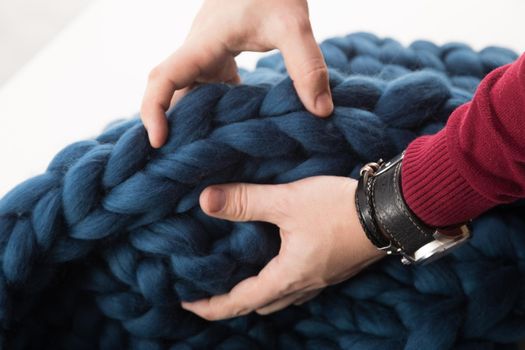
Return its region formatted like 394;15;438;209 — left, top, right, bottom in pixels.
0;0;90;84
1;0;524;197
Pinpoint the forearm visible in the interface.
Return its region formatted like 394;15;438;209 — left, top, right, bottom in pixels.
401;52;525;227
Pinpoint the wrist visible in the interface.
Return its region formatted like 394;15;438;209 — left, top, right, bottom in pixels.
354;151;471;265
347;179;387;262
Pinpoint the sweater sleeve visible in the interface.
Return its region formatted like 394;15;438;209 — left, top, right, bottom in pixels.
400;52;525;227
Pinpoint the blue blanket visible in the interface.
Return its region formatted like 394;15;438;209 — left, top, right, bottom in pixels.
0;32;524;349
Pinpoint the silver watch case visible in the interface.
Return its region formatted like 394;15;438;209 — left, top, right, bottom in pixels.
399;225;471;265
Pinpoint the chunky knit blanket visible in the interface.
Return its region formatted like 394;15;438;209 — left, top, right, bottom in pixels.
1;32;524;350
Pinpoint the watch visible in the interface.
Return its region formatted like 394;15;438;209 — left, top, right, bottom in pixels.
355;150;472;265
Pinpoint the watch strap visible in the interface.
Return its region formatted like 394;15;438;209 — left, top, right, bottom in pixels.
355;174;390;249
372;158;435;255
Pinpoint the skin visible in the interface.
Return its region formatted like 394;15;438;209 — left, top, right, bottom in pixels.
183;177;385;320
141;0;386;320
141;0;333;148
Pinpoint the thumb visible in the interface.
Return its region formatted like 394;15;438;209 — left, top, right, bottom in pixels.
277;25;333;117
199;183;288;223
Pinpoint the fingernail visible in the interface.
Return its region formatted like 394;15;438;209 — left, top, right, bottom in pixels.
314;91;333;114
207;187;226;213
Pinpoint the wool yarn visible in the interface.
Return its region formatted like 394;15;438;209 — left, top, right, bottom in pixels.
0;32;524;349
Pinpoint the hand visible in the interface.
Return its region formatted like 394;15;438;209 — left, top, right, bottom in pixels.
141;0;333;148
181;176;386;320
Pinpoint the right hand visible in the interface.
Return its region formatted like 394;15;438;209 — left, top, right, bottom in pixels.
141;0;333;148
181;176;385;320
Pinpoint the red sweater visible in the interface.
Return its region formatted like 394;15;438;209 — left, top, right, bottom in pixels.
401;52;525;227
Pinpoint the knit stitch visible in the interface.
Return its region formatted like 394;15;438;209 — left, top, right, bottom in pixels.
0;32;523;349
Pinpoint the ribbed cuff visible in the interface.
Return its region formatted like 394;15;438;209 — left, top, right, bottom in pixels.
400;128;496;227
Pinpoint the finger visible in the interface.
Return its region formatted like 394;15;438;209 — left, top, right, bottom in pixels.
214;57;241;85
199;182;289;223
227;72;241;84
256;288;322;315
181;256;294;320
255;291;308;315
141;47;202;148
293;288;322;305
277;25;333;118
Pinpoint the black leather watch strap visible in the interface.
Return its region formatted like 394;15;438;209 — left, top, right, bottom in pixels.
372;158;435;255
355;174;390;248
354;150;472;265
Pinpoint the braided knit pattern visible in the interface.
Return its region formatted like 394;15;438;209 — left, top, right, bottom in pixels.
0;32;524;349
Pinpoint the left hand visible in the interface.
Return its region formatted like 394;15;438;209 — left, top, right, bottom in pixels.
180;176;386;320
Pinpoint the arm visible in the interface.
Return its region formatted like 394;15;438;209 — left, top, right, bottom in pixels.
181;56;525;320
179;53;525;320
402;52;525;227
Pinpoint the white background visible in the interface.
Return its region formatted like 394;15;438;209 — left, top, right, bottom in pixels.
1;0;524;197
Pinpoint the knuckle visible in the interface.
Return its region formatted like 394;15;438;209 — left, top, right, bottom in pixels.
300;60;329;85
231;184;250;220
148;65;163;81
279;277;303;295
259;269;291;297
199;310;217;321
274;13;311;36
